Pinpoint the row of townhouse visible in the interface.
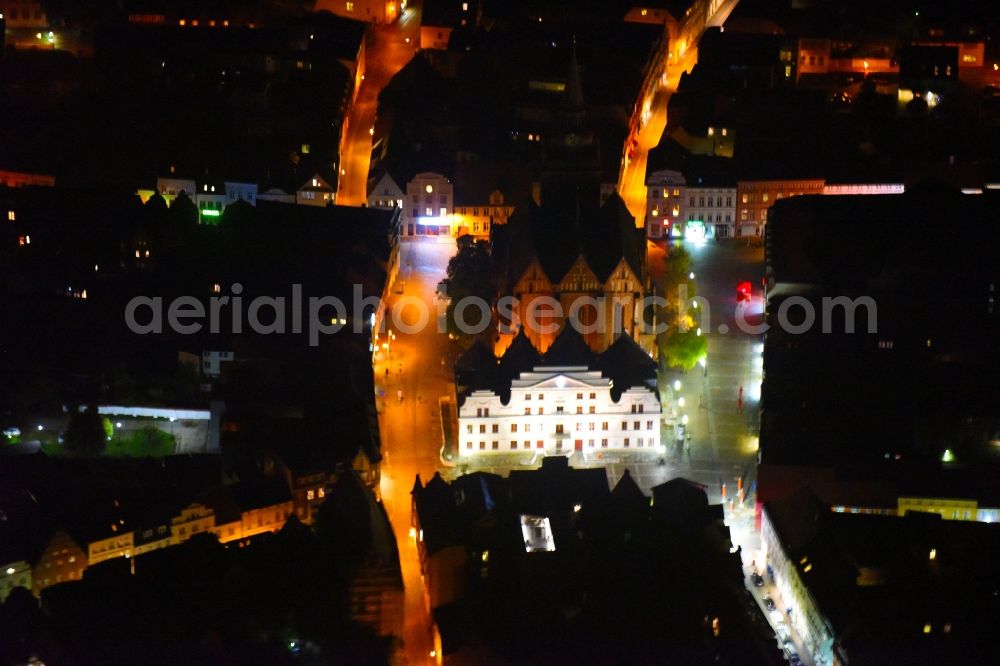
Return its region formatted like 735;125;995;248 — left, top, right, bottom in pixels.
645;170;905;240
0;482;297;601
137;173;337;224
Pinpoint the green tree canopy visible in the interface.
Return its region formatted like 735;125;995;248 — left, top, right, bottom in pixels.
659;244;696;321
660;328;707;372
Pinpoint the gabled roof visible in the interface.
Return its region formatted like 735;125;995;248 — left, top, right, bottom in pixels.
298;173;335;192
610;469;648;510
502;191;642;287
497;329;542;382
651;478;715;531
601;334;657;394
543;324;598;369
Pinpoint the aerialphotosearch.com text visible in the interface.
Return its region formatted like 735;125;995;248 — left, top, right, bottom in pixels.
125;283;878;346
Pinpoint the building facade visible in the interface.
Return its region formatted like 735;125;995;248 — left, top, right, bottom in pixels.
736;178;825;237
367;171;404;211
457;329;661;459
646;169;735;239
403;172;453;237
32;530;87;595
315;0;400;25
296;174;336;207
645;169;685;239
454;189;514;239
0;560;32;602
684;182;736;240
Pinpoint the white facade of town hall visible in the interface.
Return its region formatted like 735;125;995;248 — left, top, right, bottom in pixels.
459;367;661;457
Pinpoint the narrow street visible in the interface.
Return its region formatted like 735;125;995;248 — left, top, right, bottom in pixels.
376;238;456;665
336;7;420;206
618;49;699;222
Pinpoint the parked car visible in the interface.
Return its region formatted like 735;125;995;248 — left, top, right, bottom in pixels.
763;596;776;611
751;572;765;587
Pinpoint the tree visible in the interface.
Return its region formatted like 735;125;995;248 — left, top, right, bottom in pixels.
659;245;697;326
660;328;707;372
444;236;495;340
63;406;107;457
657;245;705;370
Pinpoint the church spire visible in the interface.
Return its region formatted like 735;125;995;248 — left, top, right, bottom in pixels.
561;36;585;115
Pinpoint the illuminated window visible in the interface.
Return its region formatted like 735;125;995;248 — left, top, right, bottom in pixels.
440;207;447;216
641;9;648;16
425;207;433;216
6;210;13;221
721;128;728;136
707;127;715;136
346;1;355;11
178;19;186;26
462;2;469;10
18;235;30;246
307;490;315;500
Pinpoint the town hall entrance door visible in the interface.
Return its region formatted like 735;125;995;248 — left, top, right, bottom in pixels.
574;439;583;452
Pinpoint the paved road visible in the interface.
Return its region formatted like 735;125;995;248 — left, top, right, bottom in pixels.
376;238;457;666
336;8;419;206
618;49;698;223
